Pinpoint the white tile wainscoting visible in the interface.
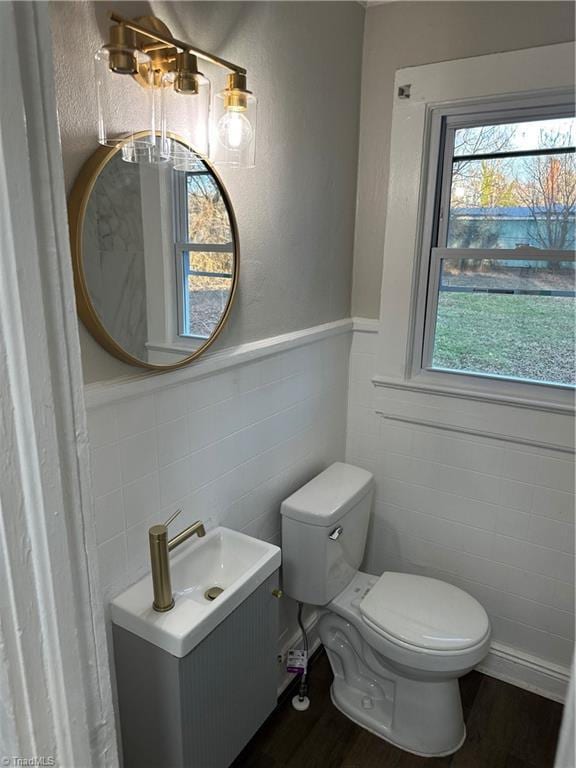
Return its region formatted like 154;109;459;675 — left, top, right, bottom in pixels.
86;320;352;654
85;316;575;703
347;319;575;701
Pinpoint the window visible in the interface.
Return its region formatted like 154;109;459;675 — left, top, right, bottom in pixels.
422;107;575;389
173;168;234;340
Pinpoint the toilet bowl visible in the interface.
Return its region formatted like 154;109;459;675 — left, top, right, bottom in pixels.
281;462;491;757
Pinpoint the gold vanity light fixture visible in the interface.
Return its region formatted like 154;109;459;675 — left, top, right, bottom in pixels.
95;12;257;168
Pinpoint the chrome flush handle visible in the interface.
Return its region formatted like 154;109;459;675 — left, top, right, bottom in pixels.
329;525;343;540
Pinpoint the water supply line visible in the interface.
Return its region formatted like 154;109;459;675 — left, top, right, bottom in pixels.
292;602;311;711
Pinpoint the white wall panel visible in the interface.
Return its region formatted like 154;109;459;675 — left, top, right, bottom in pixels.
87;327;351;654
347;325;575;689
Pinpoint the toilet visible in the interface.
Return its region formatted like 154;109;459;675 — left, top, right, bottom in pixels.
281;462;491;757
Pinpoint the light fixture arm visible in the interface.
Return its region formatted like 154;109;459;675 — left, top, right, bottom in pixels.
109;11;247;75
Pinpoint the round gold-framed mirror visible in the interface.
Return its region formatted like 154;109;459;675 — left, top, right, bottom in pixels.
68;133;239;371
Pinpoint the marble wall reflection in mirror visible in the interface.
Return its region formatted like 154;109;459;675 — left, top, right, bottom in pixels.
70;135;238;369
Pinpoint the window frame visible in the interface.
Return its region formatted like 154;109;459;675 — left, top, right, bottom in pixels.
411;92;576;398
172;170;235;341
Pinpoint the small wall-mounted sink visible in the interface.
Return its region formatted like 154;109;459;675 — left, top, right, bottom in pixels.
110;527;281;658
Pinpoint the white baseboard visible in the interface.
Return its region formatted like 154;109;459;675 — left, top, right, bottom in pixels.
277;611;322;696
477;642;570;703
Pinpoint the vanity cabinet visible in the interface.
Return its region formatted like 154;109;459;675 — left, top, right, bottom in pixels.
113;571;280;768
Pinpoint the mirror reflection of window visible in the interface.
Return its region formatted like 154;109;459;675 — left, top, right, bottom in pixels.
174;170;234;340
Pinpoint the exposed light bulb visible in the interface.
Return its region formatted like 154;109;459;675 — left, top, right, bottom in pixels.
217;110;253;150
212;73;257;166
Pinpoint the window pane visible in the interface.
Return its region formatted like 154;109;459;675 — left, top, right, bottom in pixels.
448;115;575;251
182;251;233;339
186;251;233;276
431;259;576;386
186;173;232;244
449;152;576;250
454;117;575;158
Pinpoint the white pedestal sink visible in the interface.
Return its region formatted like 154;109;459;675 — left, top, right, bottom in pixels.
110;526;281;658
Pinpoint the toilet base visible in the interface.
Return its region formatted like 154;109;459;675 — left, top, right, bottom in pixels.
320;611;468;757
330;682;466;758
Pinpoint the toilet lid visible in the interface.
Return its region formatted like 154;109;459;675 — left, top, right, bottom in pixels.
359;572;490;651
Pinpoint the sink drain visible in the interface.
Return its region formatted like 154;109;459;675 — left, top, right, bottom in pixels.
204;586;224;601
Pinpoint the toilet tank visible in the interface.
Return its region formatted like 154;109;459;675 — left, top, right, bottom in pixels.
281;462;374;606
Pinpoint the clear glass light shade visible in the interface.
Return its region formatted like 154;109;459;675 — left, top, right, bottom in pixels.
211;89;257;168
159;70;210;169
94;45;155;160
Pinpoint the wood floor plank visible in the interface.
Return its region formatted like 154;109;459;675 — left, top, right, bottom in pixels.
504;758;536;768
508;688;563;768
232;752;279;768
459;670;483;717
284;703;357;768
232;653;334;767
451;675;561;768
451;678;520;768
338;716;459;768
338;726;405;768
259;660;336;765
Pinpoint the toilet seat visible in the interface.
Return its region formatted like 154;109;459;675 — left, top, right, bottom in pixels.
329;571;491;677
359;572;490;653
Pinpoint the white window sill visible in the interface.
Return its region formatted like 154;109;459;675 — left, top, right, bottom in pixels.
145;339;205;355
372;373;575;454
372;373;575;415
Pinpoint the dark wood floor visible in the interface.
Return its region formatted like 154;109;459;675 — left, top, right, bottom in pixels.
232;651;563;768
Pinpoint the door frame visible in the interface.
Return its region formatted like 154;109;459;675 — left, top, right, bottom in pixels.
0;3;119;765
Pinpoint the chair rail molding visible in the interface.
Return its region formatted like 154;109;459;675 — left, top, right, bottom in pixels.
352;316;380;334
85;318;353;408
0;4;118;765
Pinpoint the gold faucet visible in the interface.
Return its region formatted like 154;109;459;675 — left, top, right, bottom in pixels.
149;509;206;612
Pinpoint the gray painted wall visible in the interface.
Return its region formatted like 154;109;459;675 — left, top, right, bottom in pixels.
50;1;364;383
352;1;576;319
